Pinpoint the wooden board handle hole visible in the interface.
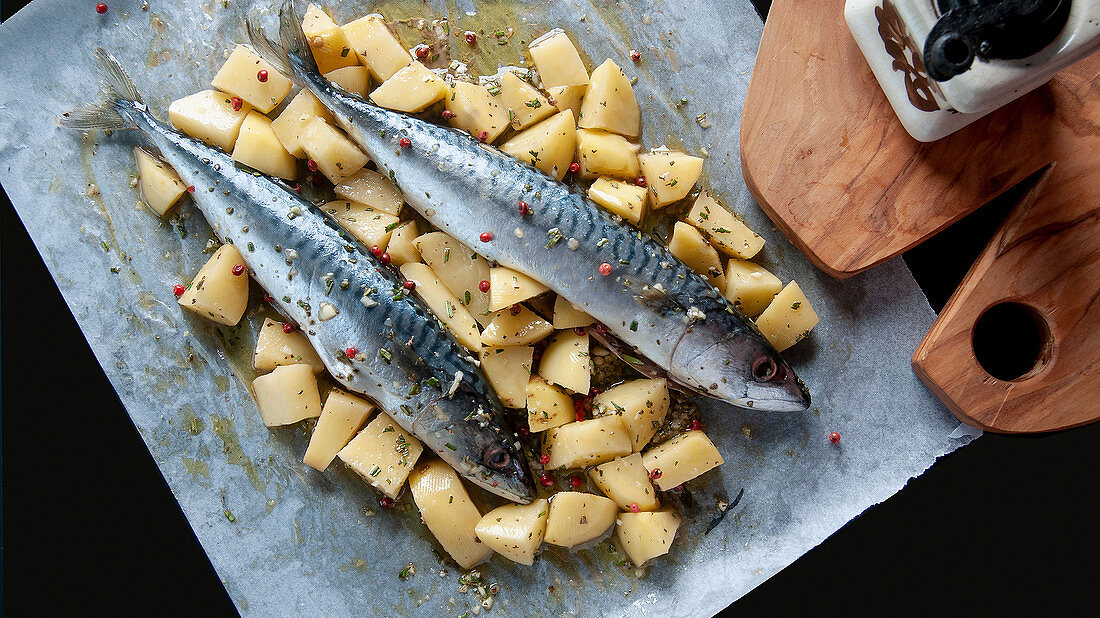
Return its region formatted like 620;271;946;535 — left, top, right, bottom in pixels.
972;302;1054;382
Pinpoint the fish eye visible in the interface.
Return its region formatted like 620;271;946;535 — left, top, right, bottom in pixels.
751;356;778;382
484;446;511;470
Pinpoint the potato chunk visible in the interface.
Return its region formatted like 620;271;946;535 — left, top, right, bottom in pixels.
480;305;554;346
754;281;818;352
499;111;576;181
301;4;359;74
339;411;423;498
542;415;632;470
474;499;549;566
670;221;726;291
723;258;783;318
501;71;555;130
488;266;549;312
642;431;724;491
526;376;575;433
253;317;324;373
446;81;508;143
231;111;297;179
409;460;491;569
385;220;420;266
415;231;492;325
551;295;595;329
178;243;248;325
324;66;370;97
479;345;534;409
303;389;373;471
588;176;647;225
400;262;481;351
538;329;590;394
252;364;322;427
593;378;670;451
578;59;640;138
370;62;447;113
528;29;589;88
575;128;640;180
687;192;764;259
323;201;399;251
342;15;413;81
133;147;186;216
548;84;586;119
616;510;681;566
298;117;370;183
638;150;704;207
168;90;251;152
333;168;403;216
589;454;659;511
210;45;292;113
544;492;618;548
270;90;334;158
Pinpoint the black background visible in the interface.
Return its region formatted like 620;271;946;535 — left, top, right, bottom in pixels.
2;1;1097;615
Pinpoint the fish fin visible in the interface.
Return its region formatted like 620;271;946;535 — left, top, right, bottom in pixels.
57;48;143;131
247;0;317;81
588;327;708;396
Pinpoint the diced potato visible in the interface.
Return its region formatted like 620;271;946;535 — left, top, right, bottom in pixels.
400;262;481;351
551;295;595;329
370;62;447;113
480;305;554;346
616;510;681;566
526;376;574;433
253;317;325;373
231;111;297;179
589;454;660;511
333;168;403;216
474;499;549;566
133;147;186;216
499;111;577;181
323;200;399;250
479;345;534;409
210;45;292;113
270;90;334;158
642;431;724;491
178;243;248;325
575;128;640;180
303;389;373;471
528;29;589;88
638;150;704;207
488;266;549;311
168;90;251;152
342;15;413;81
538;329;590;394
385;220;420;266
445;81;508;144
415;231;492;325
408;459;491;569
542;415;632;470
252;364;322;427
593;378;670;452
324;66;370;97
298;117;370;183
723;258;783;318
302;4;359;74
670;221;727;291
544;492;618;548
338;411;423;499
548;84;586;119
578;59;640;138
687;192;764;259
501;71;555;130
754;281;818;352
588;176;647;225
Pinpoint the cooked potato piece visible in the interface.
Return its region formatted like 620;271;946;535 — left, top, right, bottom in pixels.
324;66;370;97
252;364;322;427
323;200;399;251
409;459;491;569
670;222;727;291
210;45;292;113
642;431;724;491
616;510;681;566
370;62;447;113
474;499;549;566
400;262;481;351
544;492;618;548
342;15;413;81
489;266;549;311
270;90;335;158
551;295;595;329
638;150;704;207
501;71;555;130
479;345;534;408
575;128;640;180
133;147;186;216
578;59;640;138
445;81;508;143
754;281;818;352
302;4;359;74
500;111;576;181
338;411;423;499
298;117;370;183
543;415;632;470
303;389;373;471
723;258;783;318
168;90;251;152
231;111;297;179
528;29;589;88
548;84;586;119
253;317;325;373
385;220;420;266
415;231;492;325
526;376;575;433
588;454;660;511
333;168;403;216
687;192;764;259
538;329;590;394
588;176;647;225
593;378;670;452
178;243;248;325
480;305;554;346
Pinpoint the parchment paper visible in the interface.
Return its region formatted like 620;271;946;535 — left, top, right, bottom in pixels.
0;0;977;615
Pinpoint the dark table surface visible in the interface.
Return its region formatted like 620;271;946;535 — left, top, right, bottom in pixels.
2;1;1097;615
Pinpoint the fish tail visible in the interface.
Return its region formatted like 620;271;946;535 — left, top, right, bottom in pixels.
247;0;317;82
57;48;143;131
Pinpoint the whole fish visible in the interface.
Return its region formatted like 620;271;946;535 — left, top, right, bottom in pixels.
59;48;535;503
251;2;810;412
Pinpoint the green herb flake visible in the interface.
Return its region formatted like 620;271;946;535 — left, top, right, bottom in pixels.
223;508;236;522
629;320;639;332
379;348;393;363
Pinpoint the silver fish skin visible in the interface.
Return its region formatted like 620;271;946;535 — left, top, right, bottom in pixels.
59;48;535;503
252;3;810;412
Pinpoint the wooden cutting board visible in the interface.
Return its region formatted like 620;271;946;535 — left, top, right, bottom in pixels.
740;0;1100;432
